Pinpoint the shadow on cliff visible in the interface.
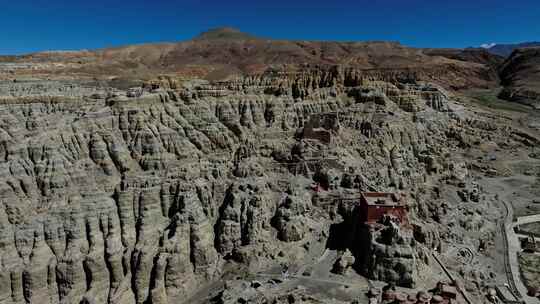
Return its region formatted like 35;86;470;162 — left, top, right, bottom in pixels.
324;204;371;276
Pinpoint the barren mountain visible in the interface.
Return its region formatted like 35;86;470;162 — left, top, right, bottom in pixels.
423;48;505;71
499;47;540;108
484;42;540;57
2;28;500;90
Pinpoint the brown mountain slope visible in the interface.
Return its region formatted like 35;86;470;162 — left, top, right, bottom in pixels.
423;48;505;70
2;28;499;90
499;47;540;108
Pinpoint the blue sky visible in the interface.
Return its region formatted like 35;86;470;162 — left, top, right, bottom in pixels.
1;0;539;54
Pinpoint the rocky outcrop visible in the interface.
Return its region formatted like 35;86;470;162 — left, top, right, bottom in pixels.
330;203;419;288
499;47;540;108
332;249;355;275
272;193;311;242
355;218;418;288
215;181;275;258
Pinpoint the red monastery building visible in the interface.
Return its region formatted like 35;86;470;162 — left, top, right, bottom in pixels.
359;192;408;225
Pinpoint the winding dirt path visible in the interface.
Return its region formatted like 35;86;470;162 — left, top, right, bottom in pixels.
480;176;539;303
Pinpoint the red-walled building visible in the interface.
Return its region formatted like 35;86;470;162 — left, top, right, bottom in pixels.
359;192;408;225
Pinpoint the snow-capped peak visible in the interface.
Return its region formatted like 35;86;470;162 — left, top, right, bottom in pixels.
480;43;497;49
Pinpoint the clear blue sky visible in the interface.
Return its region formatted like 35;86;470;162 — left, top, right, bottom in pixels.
1;0;539;55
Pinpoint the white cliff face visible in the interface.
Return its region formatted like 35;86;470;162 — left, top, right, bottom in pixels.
0;67;533;303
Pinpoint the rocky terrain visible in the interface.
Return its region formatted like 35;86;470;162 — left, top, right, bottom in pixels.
499;47;540;108
483;42;540;58
0;29;539;304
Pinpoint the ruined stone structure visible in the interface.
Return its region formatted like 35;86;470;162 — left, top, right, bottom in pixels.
302;112;340;144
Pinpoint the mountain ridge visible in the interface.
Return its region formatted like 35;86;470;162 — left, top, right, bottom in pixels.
0;28;502;92
482;41;540;57
6;28;540;106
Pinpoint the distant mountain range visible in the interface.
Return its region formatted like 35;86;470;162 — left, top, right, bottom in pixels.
480;42;540;57
1;27;501;90
3;27;539;102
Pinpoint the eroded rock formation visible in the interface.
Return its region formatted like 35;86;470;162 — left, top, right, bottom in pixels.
0;62;532;303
